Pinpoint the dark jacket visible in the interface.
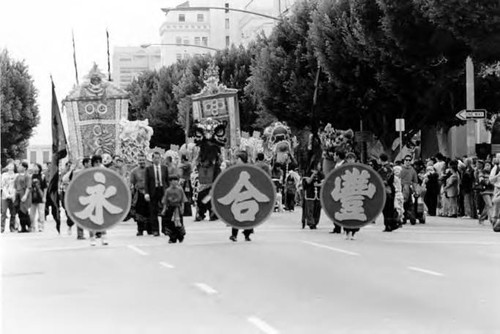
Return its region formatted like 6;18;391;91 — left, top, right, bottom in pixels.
144;164;169;198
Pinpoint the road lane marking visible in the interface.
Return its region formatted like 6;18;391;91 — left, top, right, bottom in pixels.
248;316;279;334
159;262;175;269
408;266;444;277
127;245;148;256
301;241;360;256
194;283;218;295
386;240;500;245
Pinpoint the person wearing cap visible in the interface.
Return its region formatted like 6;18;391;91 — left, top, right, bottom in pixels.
161;174;187;243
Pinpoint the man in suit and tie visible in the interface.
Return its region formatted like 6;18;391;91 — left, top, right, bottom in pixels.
144;151;169;236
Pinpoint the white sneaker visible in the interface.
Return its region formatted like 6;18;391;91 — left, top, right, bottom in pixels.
90;237;96;246
101;236;108;246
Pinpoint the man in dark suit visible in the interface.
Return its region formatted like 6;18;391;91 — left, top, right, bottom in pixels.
144;152;169;236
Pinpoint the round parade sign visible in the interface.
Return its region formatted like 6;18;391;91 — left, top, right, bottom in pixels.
64;167;131;232
211;164;276;229
320;163;386;229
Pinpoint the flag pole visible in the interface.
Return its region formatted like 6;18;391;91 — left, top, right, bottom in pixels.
106;29;112;82
72;30;79;85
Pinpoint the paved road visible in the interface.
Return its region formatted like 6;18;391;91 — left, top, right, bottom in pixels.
2;210;499;334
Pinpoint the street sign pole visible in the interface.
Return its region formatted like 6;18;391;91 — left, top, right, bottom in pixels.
396;118;405;159
466;56;476;156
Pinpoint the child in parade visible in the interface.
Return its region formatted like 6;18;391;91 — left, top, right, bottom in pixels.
161;174;187;244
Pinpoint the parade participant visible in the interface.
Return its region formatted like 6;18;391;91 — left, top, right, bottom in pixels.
344;152;361;239
30;163;47;232
89;155;108;246
301;160;323;229
178;154;193;217
144;151;169;236
161;174;187;243
401;154;419;224
229;150;254;242
255;152;271;176
74;158;91;240
1;162;18;233
330;150;346;233
14;161;32;232
378;154;400;232
284;168;300;212
60;161;76;235
129;153;150;235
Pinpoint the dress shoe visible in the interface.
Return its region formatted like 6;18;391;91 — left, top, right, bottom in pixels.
168;239;176;244
153;232;160;237
229;236;237;242
245;236;251;242
178;236;184;243
136;231;144;236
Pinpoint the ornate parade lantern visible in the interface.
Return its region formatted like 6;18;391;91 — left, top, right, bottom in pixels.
190;64;240;151
63;64;129;160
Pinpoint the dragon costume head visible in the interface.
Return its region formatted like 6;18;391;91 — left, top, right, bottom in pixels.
262;121;296;165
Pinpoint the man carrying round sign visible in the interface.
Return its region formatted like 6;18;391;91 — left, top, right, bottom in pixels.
211;150;276;242
321;162;386;240
64;155;131;246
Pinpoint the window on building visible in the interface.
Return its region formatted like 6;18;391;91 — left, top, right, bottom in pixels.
225;18;230;29
120;58;131;62
176;54;182;60
179;14;185;22
226;36;230;47
194;37;200;45
202;37;208;46
176;37;182;45
197;14;204;22
183;53;190;59
42;151;50;164
30;151;36;164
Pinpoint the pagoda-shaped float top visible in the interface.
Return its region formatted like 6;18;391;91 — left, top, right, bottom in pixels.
191;63;237;100
64;63;129;101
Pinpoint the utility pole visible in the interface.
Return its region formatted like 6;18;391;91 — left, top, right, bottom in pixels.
466;56;476;156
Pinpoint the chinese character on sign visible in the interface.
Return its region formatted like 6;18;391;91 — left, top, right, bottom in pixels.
217;171;270;222
74;171;123;225
330;167;376;221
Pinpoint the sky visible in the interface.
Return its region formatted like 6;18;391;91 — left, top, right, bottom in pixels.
1;0;181;145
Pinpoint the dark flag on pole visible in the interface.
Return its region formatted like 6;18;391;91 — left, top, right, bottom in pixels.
47;77;67;233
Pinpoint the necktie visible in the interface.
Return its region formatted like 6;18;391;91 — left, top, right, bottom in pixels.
156;166;161;187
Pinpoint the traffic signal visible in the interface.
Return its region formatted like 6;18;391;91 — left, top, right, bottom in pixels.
225;3;229;13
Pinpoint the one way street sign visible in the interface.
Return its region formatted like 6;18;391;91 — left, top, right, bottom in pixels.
455;109;487;121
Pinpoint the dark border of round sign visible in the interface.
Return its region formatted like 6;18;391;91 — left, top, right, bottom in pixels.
210;164;277;229
64;167;131;232
320;162;386;229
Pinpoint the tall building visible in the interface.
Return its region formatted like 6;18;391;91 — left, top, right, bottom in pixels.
159;0;243;66
112;46;161;89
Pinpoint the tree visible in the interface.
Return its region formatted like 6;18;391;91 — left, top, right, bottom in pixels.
0;49;40;165
247;0;338;131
